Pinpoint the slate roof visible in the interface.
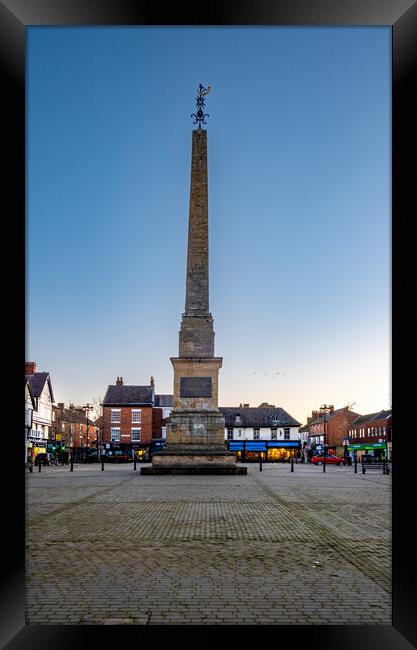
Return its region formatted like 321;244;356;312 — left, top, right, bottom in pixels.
155;394;173;408
353;409;392;425
59;408;95;425
26;372;55;402
219;407;301;428
25;379;36;409
102;385;154;406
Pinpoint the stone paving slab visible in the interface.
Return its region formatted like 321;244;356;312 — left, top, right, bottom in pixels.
25;462;392;625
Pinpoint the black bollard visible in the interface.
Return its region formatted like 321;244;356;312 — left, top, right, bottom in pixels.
259;456;263;471
70;457;74;472
291;457;294;472
38;460;41;473
354;457;357;474
101;458;104;471
134;456;137;471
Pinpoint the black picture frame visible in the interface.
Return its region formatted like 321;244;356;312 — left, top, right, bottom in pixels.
2;1;415;648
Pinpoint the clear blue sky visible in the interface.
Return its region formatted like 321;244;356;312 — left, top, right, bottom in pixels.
27;26;391;424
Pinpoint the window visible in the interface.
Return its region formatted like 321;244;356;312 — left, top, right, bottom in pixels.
132;409;141;423
284;428;290;440
253;429;260;440
271;428;277;440
227;429;233;440
111;427;120;442
131;427;141;442
111;409;121;423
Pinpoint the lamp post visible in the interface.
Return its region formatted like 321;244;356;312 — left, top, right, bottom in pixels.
320;404;331;473
83;403;92;460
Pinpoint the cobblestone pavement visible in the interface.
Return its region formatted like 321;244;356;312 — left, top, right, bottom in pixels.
25;462;391;625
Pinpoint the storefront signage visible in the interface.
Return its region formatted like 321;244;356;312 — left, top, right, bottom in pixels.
347;443;385;451
28;436;48;444
267;441;299;448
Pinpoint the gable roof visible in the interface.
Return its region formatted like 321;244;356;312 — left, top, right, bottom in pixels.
25;379;36;409
58;408;95;426
353;410;392;425
219;406;301;428
26;372;55;402
102;385;154;406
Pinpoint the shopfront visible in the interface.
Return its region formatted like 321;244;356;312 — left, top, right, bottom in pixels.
228;440;301;461
347;442;387;460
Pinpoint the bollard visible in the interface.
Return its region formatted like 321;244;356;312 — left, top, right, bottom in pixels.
38;460;41;473
134;457;137;471
70;457;74;472
259;456;263;471
354;457;357;474
101;458;104;471
291;457;294;472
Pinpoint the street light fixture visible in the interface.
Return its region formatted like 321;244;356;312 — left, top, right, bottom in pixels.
83;403;92;460
320;404;331;473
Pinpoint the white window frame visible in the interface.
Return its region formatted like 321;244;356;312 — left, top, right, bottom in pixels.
131;409;142;424
111;427;120;441
227;429;233;440
111;409;121;423
253;429;260;440
131;427;141;442
271;428;277;440
284;427;290;440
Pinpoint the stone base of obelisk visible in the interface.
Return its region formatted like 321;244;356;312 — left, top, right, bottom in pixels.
140;409;247;475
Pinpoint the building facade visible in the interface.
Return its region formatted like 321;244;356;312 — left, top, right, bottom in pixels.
300;405;360;459
101;377;172;458
55;403;97;461
347;409;392;460
220;404;301;462
25;362;55;462
25;379;36;463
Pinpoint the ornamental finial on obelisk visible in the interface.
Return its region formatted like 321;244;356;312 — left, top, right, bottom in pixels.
191;83;212;129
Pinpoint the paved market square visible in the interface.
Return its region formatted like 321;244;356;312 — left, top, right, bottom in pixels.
25;462;391;625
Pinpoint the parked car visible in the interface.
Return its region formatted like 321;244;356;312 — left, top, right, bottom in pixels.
34;452;55;466
310;454;346;466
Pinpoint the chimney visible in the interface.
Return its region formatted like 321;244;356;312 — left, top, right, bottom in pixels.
25;362;36;376
306;416;312;424
329;405;334;413
116;377;124;386
58;402;65;412
150;376;155;390
243;403;249;408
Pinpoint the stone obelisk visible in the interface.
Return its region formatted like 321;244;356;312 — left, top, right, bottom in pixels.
142;85;246;475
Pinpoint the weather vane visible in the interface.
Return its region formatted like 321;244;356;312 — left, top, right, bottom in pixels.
191;83;212;128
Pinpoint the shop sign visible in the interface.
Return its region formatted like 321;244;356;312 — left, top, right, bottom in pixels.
229;442;244;450
267;441;299;448
28;436;48;444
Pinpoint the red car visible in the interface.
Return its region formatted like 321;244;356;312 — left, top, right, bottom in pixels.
311;454;346;466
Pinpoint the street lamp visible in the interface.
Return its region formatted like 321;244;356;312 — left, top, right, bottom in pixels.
320;404;331;473
83;403;92;460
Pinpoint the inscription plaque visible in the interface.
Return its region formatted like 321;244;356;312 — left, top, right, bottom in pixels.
180;376;212;398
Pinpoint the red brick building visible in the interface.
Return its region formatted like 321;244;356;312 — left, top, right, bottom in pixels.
301;405;360;458
101;377;173;456
347;410;392;460
55;403;97;460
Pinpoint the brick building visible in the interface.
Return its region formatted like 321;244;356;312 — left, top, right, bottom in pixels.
347;409;392;460
300;405;360;459
55;403;97;461
101;377;173;457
